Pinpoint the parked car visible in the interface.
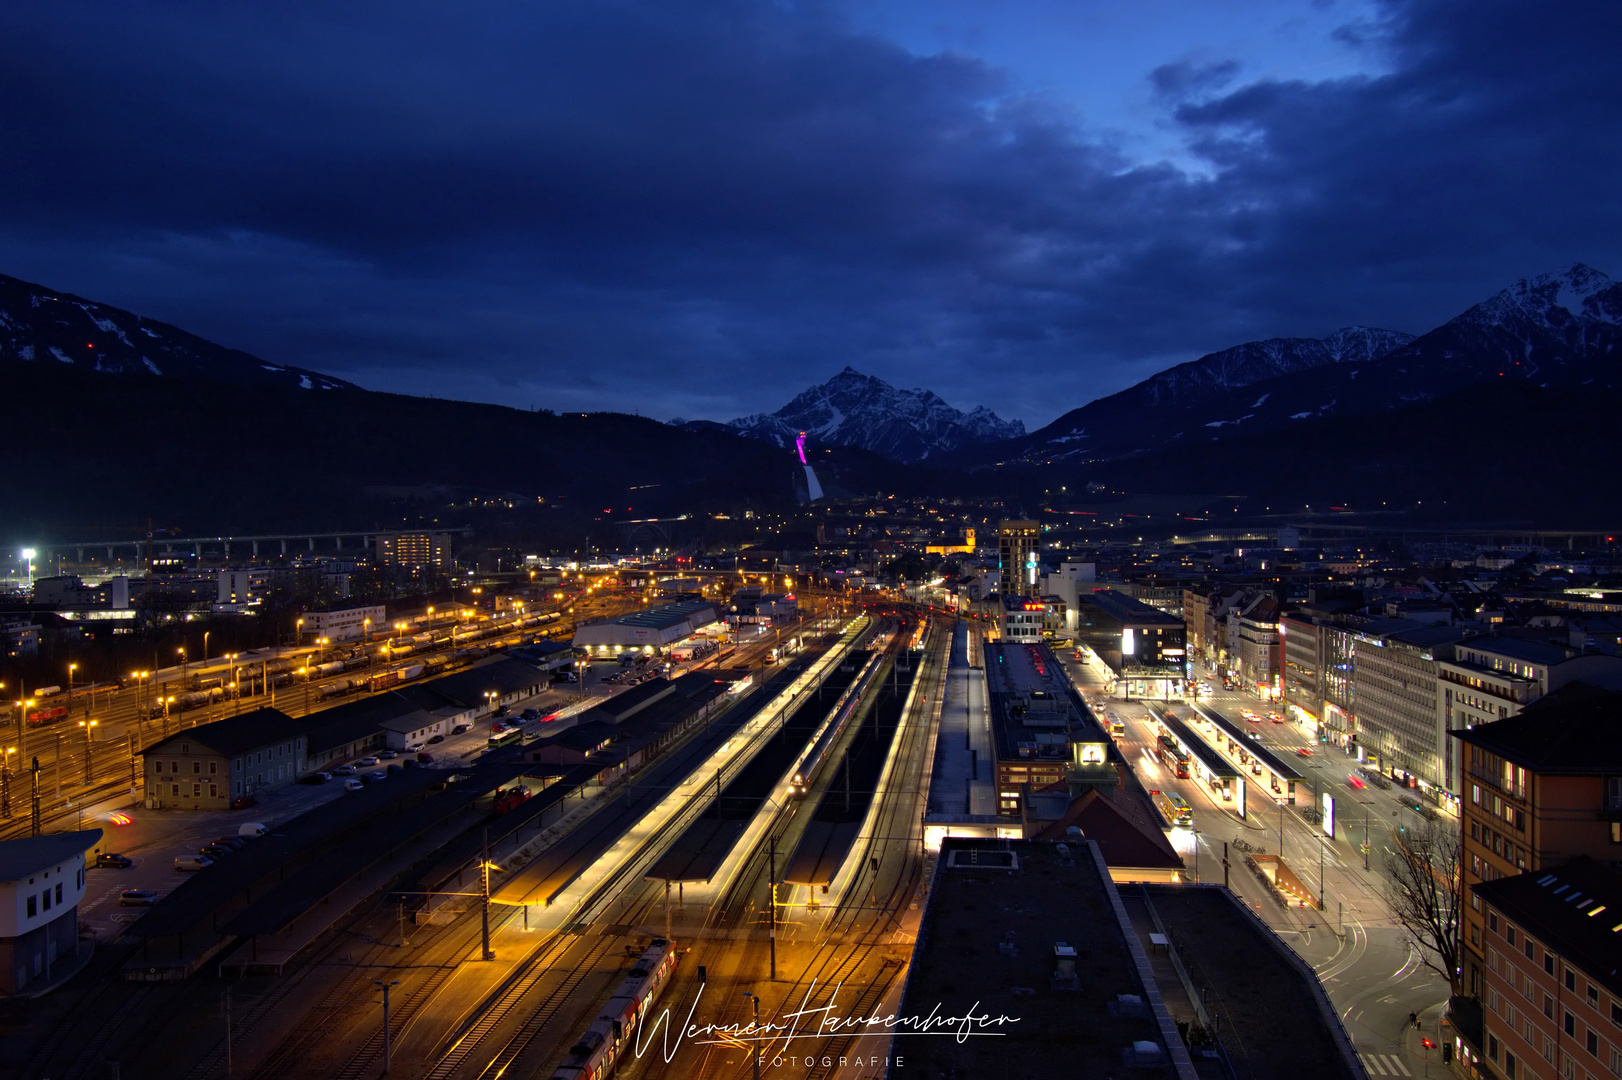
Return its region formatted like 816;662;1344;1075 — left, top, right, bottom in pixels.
357;756;380;767
427;734;445;744
385;763;403;774
332;765;356;776
451;724;471;735
520;708;539;720
212;836;248;850
238;822;269;837
120;889;159;906
366;770;388;782
343;779;364;792
401;757;418;769
96;852;133;868
378;750;398;760
416;751;435;764
200;844;232;859
175;855;214;872
231;795;257;810
494;704;510;717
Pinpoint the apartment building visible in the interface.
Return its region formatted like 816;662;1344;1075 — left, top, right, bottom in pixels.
1473;858;1622;1080
1450;684;1622;1000
1348;622;1468;799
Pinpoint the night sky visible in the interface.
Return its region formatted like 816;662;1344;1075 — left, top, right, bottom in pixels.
2;0;1618;427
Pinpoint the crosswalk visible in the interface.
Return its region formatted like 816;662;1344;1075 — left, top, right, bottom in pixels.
1361;1053;1413;1076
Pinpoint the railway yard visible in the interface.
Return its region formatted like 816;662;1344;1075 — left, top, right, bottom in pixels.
2;599;1431;1080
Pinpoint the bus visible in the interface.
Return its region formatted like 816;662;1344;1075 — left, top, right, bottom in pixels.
1151;789;1194;828
488;727;522;748
1156;734;1191;779
1105;711;1126;737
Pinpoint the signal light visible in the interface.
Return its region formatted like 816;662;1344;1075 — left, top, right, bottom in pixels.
1422;1039;1434;1049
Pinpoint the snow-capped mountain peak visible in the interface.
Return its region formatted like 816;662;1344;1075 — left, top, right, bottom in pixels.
1475;263;1618;327
720;367;1024;463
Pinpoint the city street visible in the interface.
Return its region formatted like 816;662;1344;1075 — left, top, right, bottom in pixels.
1059;648;1453;1077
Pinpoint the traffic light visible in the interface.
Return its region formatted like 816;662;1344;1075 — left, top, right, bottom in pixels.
1421;1039;1434;1050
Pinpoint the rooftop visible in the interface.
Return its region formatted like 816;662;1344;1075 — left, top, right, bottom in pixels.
146;707;308;759
1078;588;1185;626
1449;682;1622;772
1455;635;1576;666
0;829;102;885
1474;857;1622;997
898;838;1194;1080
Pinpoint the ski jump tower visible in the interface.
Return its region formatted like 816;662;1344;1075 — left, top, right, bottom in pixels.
796;431;825;501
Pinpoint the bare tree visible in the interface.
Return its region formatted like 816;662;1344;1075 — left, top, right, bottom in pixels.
1384;821;1463;995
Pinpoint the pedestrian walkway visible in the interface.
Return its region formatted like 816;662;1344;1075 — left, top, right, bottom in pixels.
1361;1051;1413;1075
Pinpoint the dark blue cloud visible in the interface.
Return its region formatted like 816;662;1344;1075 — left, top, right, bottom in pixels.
0;0;1618;425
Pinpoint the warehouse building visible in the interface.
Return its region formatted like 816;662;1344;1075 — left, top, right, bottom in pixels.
143;708;313;808
571;598;720;655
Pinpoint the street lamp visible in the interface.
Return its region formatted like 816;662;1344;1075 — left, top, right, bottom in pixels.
77;719;97;784
374;980;401;1073
741;992;762;1080
1;746;15;818
20;548;35;586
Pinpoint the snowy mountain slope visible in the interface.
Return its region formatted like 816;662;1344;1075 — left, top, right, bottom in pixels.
712;366;1024;463
0;273;356;390
990;263;1620;465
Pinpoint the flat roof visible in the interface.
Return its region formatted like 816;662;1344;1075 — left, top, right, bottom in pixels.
1159;712;1240;778
1077;588;1186;626
898;838;1195;1080
1454;634;1576;666
984;641;1108;767
1449;682;1622;772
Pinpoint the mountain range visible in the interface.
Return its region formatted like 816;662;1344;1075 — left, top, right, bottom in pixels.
692;366;1025;464
4;262;1622;533
995;263;1619;464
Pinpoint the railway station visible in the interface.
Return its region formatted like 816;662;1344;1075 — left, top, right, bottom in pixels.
1156;710;1246;816
569;597;721;656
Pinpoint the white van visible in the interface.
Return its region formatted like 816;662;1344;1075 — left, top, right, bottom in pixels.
344;779;364;792
238;822;269;837
175;855;214;871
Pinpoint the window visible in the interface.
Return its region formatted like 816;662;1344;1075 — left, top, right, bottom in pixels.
1591;985;1600;1008
1568;1012;1578;1037
42;889;50;911
209;784;217;798
1509;927;1519;946
154;760;163;773
171;784;180;795
1491;1034;1500;1061
192;761;201;774
1611;1000;1620;1027
1492;912;1501;932
54;883;62;904
1548;953;1557;974
1609;1045;1622;1077
209;761;217;775
1588;1030;1599;1057
193;783;201;796
1569;970;1578;991
1506;1051;1517;1078
26;895;36;917
1528;938;1537;961
1547;994;1556;1019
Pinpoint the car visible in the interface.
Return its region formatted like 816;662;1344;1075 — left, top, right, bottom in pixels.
385;763;403;774
427;734;445;744
357;756;380;767
175;855;214;871
96;853;133;868
300;772;328;784
1347;774;1368;789
120;889;159;906
378;750;398;760
401;757;418;768
332;765;357;776
231;795;257;810
1250;762;1262;776
212;836;248;850
343;778;364;792
451;724;471;735
1268;713;1286;723
366;770;387;782
200;844;233;859
494;705;510;717
416;751;435;764
1296;747;1314;757
520;708;538;720
238;822;269;838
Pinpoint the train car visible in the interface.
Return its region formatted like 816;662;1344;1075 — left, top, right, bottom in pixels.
788;652;883;796
551;938;679;1080
24;704;69;726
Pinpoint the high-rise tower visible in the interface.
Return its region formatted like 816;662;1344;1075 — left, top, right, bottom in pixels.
997;519;1039;598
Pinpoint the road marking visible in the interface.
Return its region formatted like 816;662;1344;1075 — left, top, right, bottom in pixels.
1388;1054;1412;1076
1363;1054;1387;1075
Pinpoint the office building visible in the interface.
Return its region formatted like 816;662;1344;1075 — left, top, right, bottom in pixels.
1073;589;1188;699
301;603;388;643
378;531;453;572
997;519;1040;599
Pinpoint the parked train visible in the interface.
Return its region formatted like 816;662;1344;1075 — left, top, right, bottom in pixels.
789;650;884;796
551;938;679;1080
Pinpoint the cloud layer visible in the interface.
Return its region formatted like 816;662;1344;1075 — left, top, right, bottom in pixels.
1;0;1618;424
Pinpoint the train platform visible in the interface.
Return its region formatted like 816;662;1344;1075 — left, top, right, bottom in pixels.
645;651;869;884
